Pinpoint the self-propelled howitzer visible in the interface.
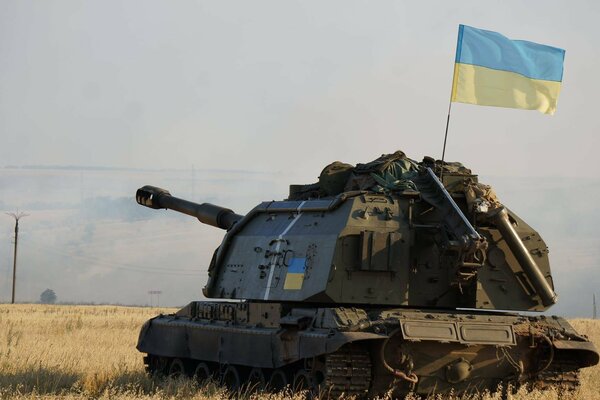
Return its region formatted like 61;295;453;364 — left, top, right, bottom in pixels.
135;152;598;397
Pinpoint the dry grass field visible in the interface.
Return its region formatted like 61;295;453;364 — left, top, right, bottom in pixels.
0;304;597;400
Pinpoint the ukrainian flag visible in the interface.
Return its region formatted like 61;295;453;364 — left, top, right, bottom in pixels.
452;25;565;115
284;257;306;290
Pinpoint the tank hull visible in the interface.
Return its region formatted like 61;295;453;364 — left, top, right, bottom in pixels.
138;301;598;397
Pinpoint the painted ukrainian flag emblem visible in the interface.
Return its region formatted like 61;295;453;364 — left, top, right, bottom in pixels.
284;257;306;290
452;25;565;115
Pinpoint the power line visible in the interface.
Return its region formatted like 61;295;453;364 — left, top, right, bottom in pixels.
24;239;205;276
26;220;213;249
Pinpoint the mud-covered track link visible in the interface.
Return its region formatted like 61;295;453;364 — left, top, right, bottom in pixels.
531;358;581;392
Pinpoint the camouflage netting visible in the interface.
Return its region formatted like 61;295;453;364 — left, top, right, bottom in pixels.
344;151;420;193
289;150;474;200
288;150;504;219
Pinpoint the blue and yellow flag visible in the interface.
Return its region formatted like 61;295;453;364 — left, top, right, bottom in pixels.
283;257;306;290
452;25;565;115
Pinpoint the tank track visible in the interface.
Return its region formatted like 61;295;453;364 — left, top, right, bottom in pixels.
532;359;580;392
143;345;373;398
143;347;590;398
321;346;372;398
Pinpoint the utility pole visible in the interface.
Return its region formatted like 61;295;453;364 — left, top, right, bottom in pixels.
6;211;28;304
594;294;597;320
148;290;162;307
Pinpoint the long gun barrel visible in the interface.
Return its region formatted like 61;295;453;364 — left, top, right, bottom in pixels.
136;185;243;230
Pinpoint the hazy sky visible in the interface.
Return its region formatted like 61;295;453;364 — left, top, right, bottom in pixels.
0;2;599;315
1;1;599;179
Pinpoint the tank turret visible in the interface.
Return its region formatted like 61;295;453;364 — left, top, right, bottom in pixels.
136;165;556;311
135;151;597;397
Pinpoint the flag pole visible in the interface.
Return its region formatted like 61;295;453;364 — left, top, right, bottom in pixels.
440;25;464;181
440;63;457;181
441;100;453;166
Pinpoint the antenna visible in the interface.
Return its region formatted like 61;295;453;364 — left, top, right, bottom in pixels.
6;211;29;304
192;164;196;201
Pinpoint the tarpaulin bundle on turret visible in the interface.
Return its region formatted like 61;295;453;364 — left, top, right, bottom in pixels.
288;150;472;200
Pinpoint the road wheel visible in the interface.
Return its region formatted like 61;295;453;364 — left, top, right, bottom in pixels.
146;355;169;376
194;362;212;383
222;365;242;391
168;358;186;377
247;367;266;392
268;369;288;392
293;369;316;397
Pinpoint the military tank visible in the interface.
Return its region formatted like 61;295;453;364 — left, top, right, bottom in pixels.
135;151;598;397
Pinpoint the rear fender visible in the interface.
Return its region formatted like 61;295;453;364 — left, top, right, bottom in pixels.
553;340;599;368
